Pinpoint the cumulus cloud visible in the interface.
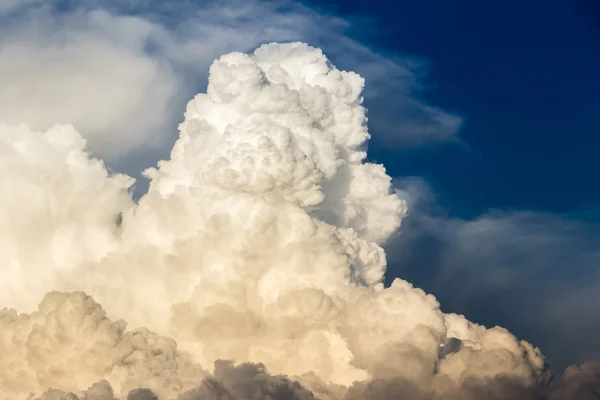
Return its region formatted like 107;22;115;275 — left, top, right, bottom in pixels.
0;42;566;399
0;0;461;173
0;122;133;312
1;291;204;398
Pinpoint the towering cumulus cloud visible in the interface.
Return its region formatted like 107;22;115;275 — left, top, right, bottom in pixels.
0;43;591;399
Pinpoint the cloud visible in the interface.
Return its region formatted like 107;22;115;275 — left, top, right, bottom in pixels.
0;122;134;312
388;177;600;374
0;42;553;399
0;3;596;399
177;360;316;400
1;291;204;398
0;0;461;172
0;8;179;159
12;293;598;400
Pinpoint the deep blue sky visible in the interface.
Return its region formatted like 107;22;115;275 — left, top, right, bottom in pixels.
307;0;600;218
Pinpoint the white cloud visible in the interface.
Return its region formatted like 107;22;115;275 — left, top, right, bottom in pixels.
0;9;180;160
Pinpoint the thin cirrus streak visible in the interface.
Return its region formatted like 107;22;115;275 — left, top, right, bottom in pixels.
0;42;598;400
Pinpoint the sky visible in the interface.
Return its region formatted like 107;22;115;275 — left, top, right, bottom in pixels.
0;0;598;380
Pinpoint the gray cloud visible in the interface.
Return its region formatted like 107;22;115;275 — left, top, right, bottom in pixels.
36;360;600;400
388;177;600;374
35;360;316;400
177;361;316;400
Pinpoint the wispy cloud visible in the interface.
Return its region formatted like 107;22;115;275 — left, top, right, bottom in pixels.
0;0;461;170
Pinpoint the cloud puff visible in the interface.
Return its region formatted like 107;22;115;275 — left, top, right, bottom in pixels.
0;122;133;312
1;291;205;398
